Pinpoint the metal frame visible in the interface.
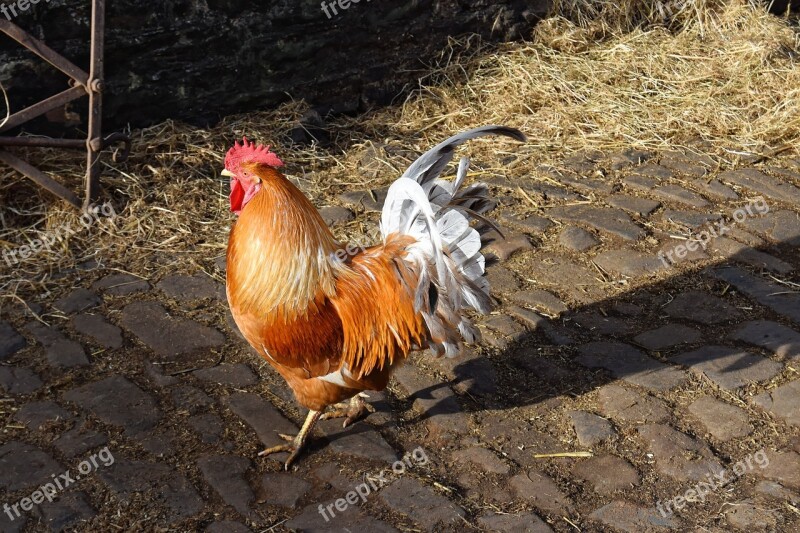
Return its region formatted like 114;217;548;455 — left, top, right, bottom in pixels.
0;0;130;209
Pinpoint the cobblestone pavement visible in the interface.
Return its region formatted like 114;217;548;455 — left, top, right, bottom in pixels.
1;149;799;532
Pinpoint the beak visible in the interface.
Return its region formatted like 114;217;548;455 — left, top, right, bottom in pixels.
221;169;234;178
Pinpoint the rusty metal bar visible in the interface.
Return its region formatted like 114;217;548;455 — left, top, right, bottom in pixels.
0;137;86;148
0;86;86;133
0;150;81;207
0;19;89;86
84;0;105;208
0;133;131;156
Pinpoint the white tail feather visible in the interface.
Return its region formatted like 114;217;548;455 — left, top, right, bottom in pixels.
379;125;525;357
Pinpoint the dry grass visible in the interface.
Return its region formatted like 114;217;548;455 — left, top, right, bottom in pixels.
0;1;798;309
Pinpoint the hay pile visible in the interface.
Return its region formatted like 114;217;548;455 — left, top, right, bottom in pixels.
0;1;797;308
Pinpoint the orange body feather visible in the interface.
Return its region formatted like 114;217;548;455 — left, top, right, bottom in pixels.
226;164;427;411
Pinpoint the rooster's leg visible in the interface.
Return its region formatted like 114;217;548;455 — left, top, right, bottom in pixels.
320;392;375;428
258;409;322;470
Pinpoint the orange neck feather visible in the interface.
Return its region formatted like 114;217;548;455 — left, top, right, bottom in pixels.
226;166;340;320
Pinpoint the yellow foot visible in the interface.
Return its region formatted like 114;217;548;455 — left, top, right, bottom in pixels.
320;393;375;428
258;411;321;470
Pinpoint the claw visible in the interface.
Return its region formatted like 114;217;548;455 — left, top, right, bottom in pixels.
257;410;322;470
320;394;375;428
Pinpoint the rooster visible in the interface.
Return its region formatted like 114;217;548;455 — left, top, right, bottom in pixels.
223;126;525;468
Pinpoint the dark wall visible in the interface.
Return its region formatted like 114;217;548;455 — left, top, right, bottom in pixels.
0;0;548;132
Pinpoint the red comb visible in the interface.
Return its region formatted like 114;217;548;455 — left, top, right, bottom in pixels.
224;137;284;171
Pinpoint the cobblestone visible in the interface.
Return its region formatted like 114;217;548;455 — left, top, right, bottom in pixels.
569;410;616;447
319;205;354;226
379;477;466;531
0;321;26;360
637;424;723;482
594;248;667;278
549;205;644;241
34;491;95;532
14;400;73;430
188;413;225;443
660;209;720;228
53;288;100;314
650;184;709;208
71;313;123;349
452;446;510;474
258;472;310;508
193;363;258;387
597;384;670;423
338;188;388;212
709;236;793;274
25;322;90;368
758;451;800;490
527;253;606;303
719;168;800;204
607;194;661;216
0;366;42;394
197;455;254;517
482;230;534;261
120;301;225;357
672;346;783;390
714;266;800;324
752;380;800;427
572;455;640;493
509;290;569;316
499;212;554;234
510;470;574;516
576;341;687;390
689;178;739;201
477;512;553;532
0;441;63;491
663;290;741;325
633;323;701;350
392;365;469;441
99;459;204;521
485;264;521;293
687;396;753;441
741;209;800;245
157;274;222;301
63;376;161;436
287;500;398;532
91;273;151;295
589;500;678;531
659;156;708;177
730;320;800;361
225;392;297;454
53;422;108;457
558;225;600;251
319;418;397;462
171;385;214;413
724;501;777;531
